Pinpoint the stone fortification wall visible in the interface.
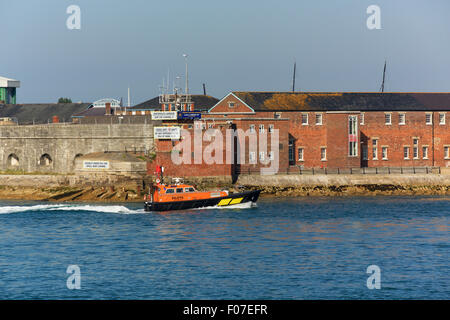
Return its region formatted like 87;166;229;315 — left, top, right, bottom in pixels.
0;123;154;173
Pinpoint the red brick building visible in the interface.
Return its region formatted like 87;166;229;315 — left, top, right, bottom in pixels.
105;91;449;177
201;92;450;172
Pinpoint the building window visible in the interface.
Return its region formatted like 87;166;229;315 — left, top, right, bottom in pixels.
249;152;256;163
208;124;214;129
348;115;358;157
444;146;450;159
404;147;410;159
385;113;392;125
439;113;446;125
249;125;255;133
321;147;327;161
360;113;365;125
259;152;265;161
268;151;274;161
259;124;265;133
413;139;419;159
382;147;388;160
301;113;308;125
422;146;429;159
228;101;235;108
315;113;323;125
298;148;304;161
372;139;378;160
274;112;282;119
268;124;274;133
132;111;136;115
141;111;145;115
399;113;406;125
426;113;433;125
362;145;368;160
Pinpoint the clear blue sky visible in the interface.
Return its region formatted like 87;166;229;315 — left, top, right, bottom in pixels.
1;0;449;104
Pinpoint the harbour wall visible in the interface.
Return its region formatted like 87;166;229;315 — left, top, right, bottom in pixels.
0;124;154;173
1;173;447;189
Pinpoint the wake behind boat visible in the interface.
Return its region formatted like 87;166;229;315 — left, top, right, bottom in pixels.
144;166;261;212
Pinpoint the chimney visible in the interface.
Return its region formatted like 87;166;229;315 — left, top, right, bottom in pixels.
105;102;111;115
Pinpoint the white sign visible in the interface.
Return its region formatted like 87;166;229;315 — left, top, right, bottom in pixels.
83;161;110;169
151;111;178;120
154;126;181;139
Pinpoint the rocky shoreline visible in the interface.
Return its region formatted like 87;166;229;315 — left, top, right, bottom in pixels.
0;183;448;203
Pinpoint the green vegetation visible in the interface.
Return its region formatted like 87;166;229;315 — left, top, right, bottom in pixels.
58;97;72;103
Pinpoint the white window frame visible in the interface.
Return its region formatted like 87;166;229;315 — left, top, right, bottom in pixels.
228;101;235;108
249;151;256;163
301;113;308;125
298;148;304;161
268;151;274;161
404;146;410;160
382;146;388;160
268;124;274;133
259;124;265;133
422;146;429;160
360;112;365;125
444;146;450;159
259;151;265;161
249;124;255;133
372;139;378;160
426;113;433;125
439;113;446;125
315;113;323;125
385;113;392;125
399;113;406;125
320;147;327;161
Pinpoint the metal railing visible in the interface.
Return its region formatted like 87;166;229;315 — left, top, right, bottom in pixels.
235;166;442;175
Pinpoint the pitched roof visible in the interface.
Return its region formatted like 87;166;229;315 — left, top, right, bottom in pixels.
0;103;91;124
231;92;450;112
133;95;219;111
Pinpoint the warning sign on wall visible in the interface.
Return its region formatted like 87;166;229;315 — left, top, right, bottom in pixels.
83;161;110;169
154;126;181;139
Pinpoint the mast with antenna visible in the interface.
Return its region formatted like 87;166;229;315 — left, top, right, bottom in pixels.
380;60;387;93
292;61;296;92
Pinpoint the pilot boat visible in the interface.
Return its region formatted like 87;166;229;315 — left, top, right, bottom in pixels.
144;175;261;212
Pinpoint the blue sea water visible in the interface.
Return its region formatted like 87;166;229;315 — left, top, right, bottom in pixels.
0;196;448;300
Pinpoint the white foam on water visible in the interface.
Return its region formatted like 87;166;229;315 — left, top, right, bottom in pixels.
0;204;145;215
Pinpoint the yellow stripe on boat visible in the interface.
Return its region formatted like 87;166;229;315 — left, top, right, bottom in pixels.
218;198;232;206
229;197;243;205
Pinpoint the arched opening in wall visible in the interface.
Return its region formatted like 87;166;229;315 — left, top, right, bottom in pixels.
7;154;19;167
73;154;83;168
39;154;53;166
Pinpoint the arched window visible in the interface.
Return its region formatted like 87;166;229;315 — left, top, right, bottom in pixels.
7;154;19;167
39;154;53;166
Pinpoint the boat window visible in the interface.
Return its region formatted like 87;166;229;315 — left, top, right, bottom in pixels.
184;188;191;192
176;188;184;193
166;189;174;194
188;187;195;192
